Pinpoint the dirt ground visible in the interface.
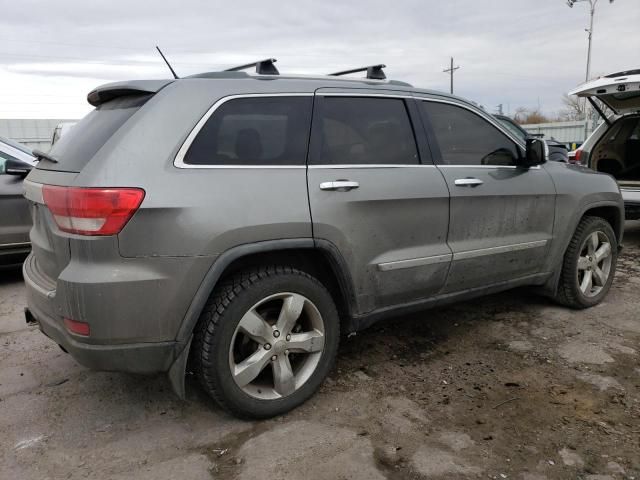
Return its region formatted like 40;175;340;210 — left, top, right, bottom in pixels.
1;223;639;480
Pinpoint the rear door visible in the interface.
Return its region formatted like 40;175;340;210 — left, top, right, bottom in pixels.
307;91;451;314
418;98;556;292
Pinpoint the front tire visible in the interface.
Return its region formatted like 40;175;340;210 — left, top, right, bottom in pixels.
193;266;339;419
555;216;617;309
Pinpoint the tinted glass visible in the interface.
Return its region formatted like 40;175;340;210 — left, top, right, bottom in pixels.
37;94;151;172
495;116;527;143
313;97;419;165
184;97;312;166
422;102;520;166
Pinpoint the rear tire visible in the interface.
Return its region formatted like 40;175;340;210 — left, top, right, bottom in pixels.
555;216;617;309
193;265;339;419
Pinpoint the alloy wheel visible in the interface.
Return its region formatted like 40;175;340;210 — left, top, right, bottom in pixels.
577;231;613;297
228;292;325;400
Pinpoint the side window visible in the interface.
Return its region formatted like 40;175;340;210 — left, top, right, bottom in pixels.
312;97;419;165
422;101;520;166
183;96;312;166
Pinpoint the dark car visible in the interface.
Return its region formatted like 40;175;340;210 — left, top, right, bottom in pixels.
0;136;35;265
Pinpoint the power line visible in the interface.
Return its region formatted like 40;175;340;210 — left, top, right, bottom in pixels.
442;57;460;94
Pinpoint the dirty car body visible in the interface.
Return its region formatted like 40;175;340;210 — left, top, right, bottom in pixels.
23;66;624;418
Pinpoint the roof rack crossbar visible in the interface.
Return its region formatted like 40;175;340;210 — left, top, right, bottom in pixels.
225;58;279;75
329;64;387;80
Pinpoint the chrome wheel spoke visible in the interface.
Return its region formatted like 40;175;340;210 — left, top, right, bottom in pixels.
233;348;271;387
276;293;305;334
237;309;272;344
272;355;296;397
588;232;598;255
577;256;590;270
580;269;593;293
593;266;607;286
595;242;611;263
288;331;325;353
230;291;326;400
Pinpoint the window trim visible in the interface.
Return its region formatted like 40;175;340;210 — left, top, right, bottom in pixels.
173;91;530;170
174;93;314;169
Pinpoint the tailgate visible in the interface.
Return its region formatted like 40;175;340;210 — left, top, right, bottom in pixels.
569;70;640;115
23;170;78;285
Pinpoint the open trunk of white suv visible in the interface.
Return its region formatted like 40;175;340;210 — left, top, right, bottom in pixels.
570;69;640;219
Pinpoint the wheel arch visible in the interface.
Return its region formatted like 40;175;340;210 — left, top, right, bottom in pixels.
168;239;356;399
542;200;623;298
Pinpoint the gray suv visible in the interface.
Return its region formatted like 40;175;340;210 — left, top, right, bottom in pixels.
23;61;624;418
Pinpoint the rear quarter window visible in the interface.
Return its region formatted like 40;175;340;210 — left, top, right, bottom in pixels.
37;94;151;172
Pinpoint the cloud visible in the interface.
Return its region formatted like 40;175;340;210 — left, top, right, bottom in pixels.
0;0;637;118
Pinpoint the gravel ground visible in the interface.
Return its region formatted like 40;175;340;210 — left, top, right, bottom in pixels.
1;222;639;480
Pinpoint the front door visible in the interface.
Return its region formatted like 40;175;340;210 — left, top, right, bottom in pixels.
307;91;451;314
418;98;556;292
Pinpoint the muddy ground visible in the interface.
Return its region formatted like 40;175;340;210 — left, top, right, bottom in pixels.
1;223;639;480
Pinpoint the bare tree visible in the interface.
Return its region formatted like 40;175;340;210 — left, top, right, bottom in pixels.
513;107;551;125
558;94;586;121
557;94;610;122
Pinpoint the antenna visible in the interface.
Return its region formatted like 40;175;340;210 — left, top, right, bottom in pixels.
155;46;179;79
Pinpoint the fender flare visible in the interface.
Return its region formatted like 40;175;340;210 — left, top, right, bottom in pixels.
543;199;623;296
168;238;355;399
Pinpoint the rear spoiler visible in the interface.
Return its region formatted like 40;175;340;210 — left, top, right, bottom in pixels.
87;80;174;107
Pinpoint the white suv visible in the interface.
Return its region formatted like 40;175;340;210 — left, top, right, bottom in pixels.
570;69;640;219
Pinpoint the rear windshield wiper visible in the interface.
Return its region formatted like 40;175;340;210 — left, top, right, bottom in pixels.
32;149;59;164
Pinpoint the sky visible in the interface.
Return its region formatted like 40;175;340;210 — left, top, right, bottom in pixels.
0;0;638;119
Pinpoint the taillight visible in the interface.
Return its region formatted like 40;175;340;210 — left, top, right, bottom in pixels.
42;186;145;236
574;149;583;164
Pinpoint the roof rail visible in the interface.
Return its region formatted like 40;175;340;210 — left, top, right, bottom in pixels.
225;58;279;75
329;64;386;80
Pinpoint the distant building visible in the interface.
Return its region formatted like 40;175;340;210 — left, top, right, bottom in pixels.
0;119;78;150
521;117;604;147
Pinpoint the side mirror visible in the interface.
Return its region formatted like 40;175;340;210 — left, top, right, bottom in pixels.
523;138;546;167
4;158;32;177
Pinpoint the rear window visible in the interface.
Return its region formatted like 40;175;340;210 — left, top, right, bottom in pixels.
182;96;312;166
37;94;151;172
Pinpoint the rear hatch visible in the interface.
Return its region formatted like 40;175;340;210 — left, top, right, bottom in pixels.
25;80;171;285
570;70;640;193
569;69;640;115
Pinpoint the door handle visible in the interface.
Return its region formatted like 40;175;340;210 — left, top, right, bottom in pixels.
454;177;483;187
319;180;360;191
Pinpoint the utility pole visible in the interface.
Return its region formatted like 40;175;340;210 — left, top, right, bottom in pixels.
566;0;615;139
443;57;460;94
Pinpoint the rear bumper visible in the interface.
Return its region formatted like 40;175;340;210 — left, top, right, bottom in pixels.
22;252;205;374
29;302;176;373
